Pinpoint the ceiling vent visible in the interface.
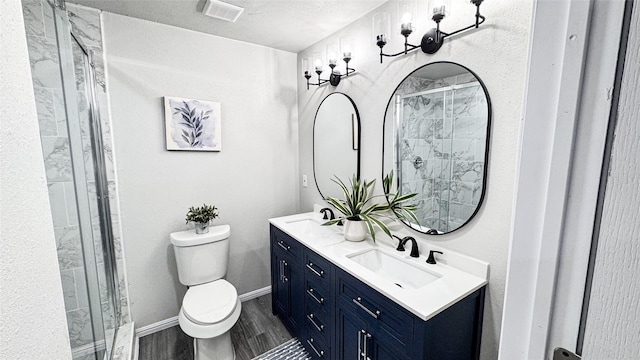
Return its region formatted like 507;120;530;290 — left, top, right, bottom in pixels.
202;0;244;23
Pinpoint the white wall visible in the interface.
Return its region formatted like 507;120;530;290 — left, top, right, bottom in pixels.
583;2;640;358
102;13;299;328
297;1;533;359
0;1;72;358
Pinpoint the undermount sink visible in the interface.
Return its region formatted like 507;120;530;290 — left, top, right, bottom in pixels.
347;248;442;290
284;218;342;243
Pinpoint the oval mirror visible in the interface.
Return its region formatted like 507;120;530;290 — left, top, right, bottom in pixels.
314;92;361;199
383;62;491;234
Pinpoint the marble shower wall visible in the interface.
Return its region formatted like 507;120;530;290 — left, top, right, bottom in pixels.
396;74;487;232
21;0;130;353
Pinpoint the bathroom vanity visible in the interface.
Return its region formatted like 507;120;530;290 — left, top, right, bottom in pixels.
269;213;487;360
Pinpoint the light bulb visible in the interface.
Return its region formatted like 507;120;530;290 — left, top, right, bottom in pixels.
326;44;339;66
401;12;412;25
430;0;450;18
340;36;354;61
301;57;311;75
400;12;413;34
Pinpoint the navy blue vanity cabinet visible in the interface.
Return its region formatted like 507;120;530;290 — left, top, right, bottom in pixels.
270;224;486;359
412;286;486;360
270;226;304;339
337;303;412;360
303;248;334;359
336;267;415;360
336;266;486;360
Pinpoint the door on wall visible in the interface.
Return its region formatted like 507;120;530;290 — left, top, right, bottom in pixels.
574;0;639;358
551;1;638;359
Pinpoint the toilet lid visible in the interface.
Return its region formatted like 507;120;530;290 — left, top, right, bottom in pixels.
182;280;238;325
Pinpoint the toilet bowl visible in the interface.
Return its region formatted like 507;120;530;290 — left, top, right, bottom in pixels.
170;225;240;360
178;280;242;360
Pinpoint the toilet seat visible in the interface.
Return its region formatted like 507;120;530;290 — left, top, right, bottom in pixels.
179;280;242;340
183;280;238;325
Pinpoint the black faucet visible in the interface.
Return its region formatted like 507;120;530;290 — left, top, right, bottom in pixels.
426;250;443;264
392;235;405;251
395;236;419;258
320;208;335;220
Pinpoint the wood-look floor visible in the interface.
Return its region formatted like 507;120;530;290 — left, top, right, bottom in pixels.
138;294;292;360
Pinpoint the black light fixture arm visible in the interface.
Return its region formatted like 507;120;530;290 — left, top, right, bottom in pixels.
305;71;330;90
377;38;421;64
439;4;486;41
378;0;486;63
305;56;356;89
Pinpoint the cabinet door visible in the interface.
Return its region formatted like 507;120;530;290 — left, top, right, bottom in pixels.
368;333;411;360
272;246;304;337
272;249;290;319
337;304;368;360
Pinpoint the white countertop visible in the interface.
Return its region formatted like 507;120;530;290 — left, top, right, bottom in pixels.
269;212;489;321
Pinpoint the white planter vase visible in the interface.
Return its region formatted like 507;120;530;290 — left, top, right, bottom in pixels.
343;219;367;242
194;222;210;234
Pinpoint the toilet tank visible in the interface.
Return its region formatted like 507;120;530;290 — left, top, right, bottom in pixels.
170;225;231;286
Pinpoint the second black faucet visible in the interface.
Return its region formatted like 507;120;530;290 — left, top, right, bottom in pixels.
393;235;420;258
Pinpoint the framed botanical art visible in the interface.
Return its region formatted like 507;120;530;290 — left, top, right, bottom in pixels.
164;96;221;151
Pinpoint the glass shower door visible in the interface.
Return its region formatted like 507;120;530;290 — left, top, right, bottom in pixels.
50;2;120;359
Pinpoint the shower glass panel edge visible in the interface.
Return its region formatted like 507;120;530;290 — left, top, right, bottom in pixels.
51;2;119;359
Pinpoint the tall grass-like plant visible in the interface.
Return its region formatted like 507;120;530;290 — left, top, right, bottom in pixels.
323;171;419;241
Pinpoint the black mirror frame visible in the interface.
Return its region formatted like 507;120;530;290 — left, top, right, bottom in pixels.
313;92;361;199
381;61;492;235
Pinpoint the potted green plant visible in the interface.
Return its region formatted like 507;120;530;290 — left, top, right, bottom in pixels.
323;171;419;242
185;204;219;234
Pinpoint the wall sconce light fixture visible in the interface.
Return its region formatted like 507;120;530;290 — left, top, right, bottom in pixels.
303;36;356;89
374;0;486;63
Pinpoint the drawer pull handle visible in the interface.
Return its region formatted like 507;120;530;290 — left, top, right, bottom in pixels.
277;241;290;251
307;313;324;332
306;288;324;304
307;338;324;358
353;297;380;319
306;262;324;277
364;331;372;360
280;260;288;283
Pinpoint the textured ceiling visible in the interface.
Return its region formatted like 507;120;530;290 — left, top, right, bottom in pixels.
71;0;388;53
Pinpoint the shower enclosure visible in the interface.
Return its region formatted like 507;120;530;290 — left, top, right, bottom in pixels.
22;0;123;358
395;81;487;232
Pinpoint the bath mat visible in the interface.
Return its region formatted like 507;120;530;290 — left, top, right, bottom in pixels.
252;338;310;360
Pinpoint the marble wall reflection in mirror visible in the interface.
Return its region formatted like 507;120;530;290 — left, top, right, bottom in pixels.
383;62;491;234
314;92;361;199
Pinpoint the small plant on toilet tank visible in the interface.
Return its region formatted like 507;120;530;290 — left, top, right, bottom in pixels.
185;204;219;234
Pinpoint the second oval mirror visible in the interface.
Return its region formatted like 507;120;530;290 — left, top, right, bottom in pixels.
314;92;361;199
383;62;491;234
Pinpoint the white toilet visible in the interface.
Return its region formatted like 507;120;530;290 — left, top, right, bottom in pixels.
170;225;241;360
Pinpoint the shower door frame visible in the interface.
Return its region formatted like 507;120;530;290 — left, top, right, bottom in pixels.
395;81;481;233
52;1;121;358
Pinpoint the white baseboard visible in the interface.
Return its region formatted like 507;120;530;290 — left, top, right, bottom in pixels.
135;316;179;338
135;286;272;338
238;285;271;302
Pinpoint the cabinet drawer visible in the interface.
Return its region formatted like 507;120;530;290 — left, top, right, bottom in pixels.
305;332;329;359
270;226;301;258
304;249;331;287
305;279;332;313
305;302;330;343
337;269;414;350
